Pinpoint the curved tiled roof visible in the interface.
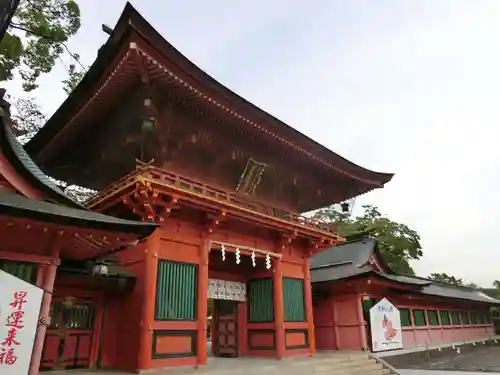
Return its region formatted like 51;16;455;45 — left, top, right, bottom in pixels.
0;189;156;238
310;262;429;287
420;283;500;305
310;237;376;269
310;236;500;305
0;120;83;208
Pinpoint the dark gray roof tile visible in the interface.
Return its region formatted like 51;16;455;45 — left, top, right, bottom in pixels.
0;189;157;238
383;274;430;285
311;263;427;287
0;119;83;208
311;263;370;283
421;283;500;305
310;237;500;305
310;237;375;269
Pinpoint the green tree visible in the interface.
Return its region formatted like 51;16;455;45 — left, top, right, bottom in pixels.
10;96;45;140
494;280;500;291
428;272;464;285
62;62;85;94
482;280;500;299
1;0;81;91
314;204;422;275
427;273;480;288
9;95;94;201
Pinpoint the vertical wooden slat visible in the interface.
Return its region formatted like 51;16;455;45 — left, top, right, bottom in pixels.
248;278;274;322
155;260;197;320
0;260;35;283
282;278;306;322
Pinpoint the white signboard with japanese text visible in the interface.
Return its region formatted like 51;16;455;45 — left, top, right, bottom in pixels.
207;279;246;301
0;269;43;374
369;298;403;352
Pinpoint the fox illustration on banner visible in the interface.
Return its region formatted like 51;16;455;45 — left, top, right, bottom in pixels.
370;298;403;352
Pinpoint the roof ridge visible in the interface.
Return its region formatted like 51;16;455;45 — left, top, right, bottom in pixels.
310;260;354;270
409;274;480;290
0;93;84;209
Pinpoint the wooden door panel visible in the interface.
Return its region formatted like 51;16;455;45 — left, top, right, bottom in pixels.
40;296;96;371
214;300;238;358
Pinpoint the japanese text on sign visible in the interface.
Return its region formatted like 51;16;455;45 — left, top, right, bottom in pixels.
0;269;43;375
1;291;27;366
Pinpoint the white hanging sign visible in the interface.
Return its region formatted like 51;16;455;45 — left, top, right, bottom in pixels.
207;279;246;301
0;270;44;374
369;298;403;352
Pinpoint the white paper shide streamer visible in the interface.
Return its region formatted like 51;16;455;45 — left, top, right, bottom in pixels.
221;244;226;261
235;247;241;264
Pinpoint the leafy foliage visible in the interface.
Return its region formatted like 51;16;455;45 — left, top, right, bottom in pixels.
482;280;500;300
10;95;45;141
494;280;500;291
428;272;480;289
53;177;95;202
62;62;85;94
314;204;423;275
428;272;464;285
10;96;95;201
1;0;81;91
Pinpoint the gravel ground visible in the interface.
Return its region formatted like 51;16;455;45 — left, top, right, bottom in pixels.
424;346;500;372
392;345;500;373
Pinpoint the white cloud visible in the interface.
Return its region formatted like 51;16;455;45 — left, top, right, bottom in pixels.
6;0;500;286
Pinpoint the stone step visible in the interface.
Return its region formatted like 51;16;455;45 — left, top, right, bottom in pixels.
138;353;398;375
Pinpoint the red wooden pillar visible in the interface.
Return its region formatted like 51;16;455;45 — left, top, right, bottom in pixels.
273;258;285;358
28;235;61;375
89;297;105;367
196;239;209;366
303;259;316;356
137;231;160;371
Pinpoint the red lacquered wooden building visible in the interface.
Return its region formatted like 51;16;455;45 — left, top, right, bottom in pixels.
0;90;157;374
311;236;499;352
24;3;393;373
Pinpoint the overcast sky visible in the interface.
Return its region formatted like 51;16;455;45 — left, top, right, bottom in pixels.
6;0;500;286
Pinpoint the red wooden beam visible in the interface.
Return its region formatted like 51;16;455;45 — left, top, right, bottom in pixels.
0;249;56;264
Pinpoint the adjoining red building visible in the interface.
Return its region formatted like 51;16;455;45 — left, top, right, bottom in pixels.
311;236;498;352
23;3;394;373
0;90;157;374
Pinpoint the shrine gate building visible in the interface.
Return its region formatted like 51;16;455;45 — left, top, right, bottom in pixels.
24;3;393;373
